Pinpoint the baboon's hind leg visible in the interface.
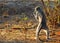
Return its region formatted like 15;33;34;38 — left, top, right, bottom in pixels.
36;23;42;40
43;26;50;40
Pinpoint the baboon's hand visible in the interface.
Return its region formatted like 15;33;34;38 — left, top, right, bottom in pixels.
33;11;38;21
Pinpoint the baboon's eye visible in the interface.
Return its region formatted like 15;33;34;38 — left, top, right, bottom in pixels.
36;7;40;11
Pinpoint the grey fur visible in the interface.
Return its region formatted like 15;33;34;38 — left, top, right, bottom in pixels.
33;6;49;40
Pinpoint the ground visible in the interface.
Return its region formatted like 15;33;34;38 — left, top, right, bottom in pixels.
0;21;60;43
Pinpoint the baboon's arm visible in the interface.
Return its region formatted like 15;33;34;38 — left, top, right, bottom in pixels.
33;11;38;21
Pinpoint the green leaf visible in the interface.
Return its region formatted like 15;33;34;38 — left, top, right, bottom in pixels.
23;17;28;20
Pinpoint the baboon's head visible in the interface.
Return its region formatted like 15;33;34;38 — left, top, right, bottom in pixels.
35;6;44;16
35;6;40;11
33;6;41;21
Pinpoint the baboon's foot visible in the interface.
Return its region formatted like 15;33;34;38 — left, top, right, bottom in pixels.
36;37;40;42
36;39;40;43
46;38;52;41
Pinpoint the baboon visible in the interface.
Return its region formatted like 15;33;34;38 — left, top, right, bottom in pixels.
33;6;50;41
